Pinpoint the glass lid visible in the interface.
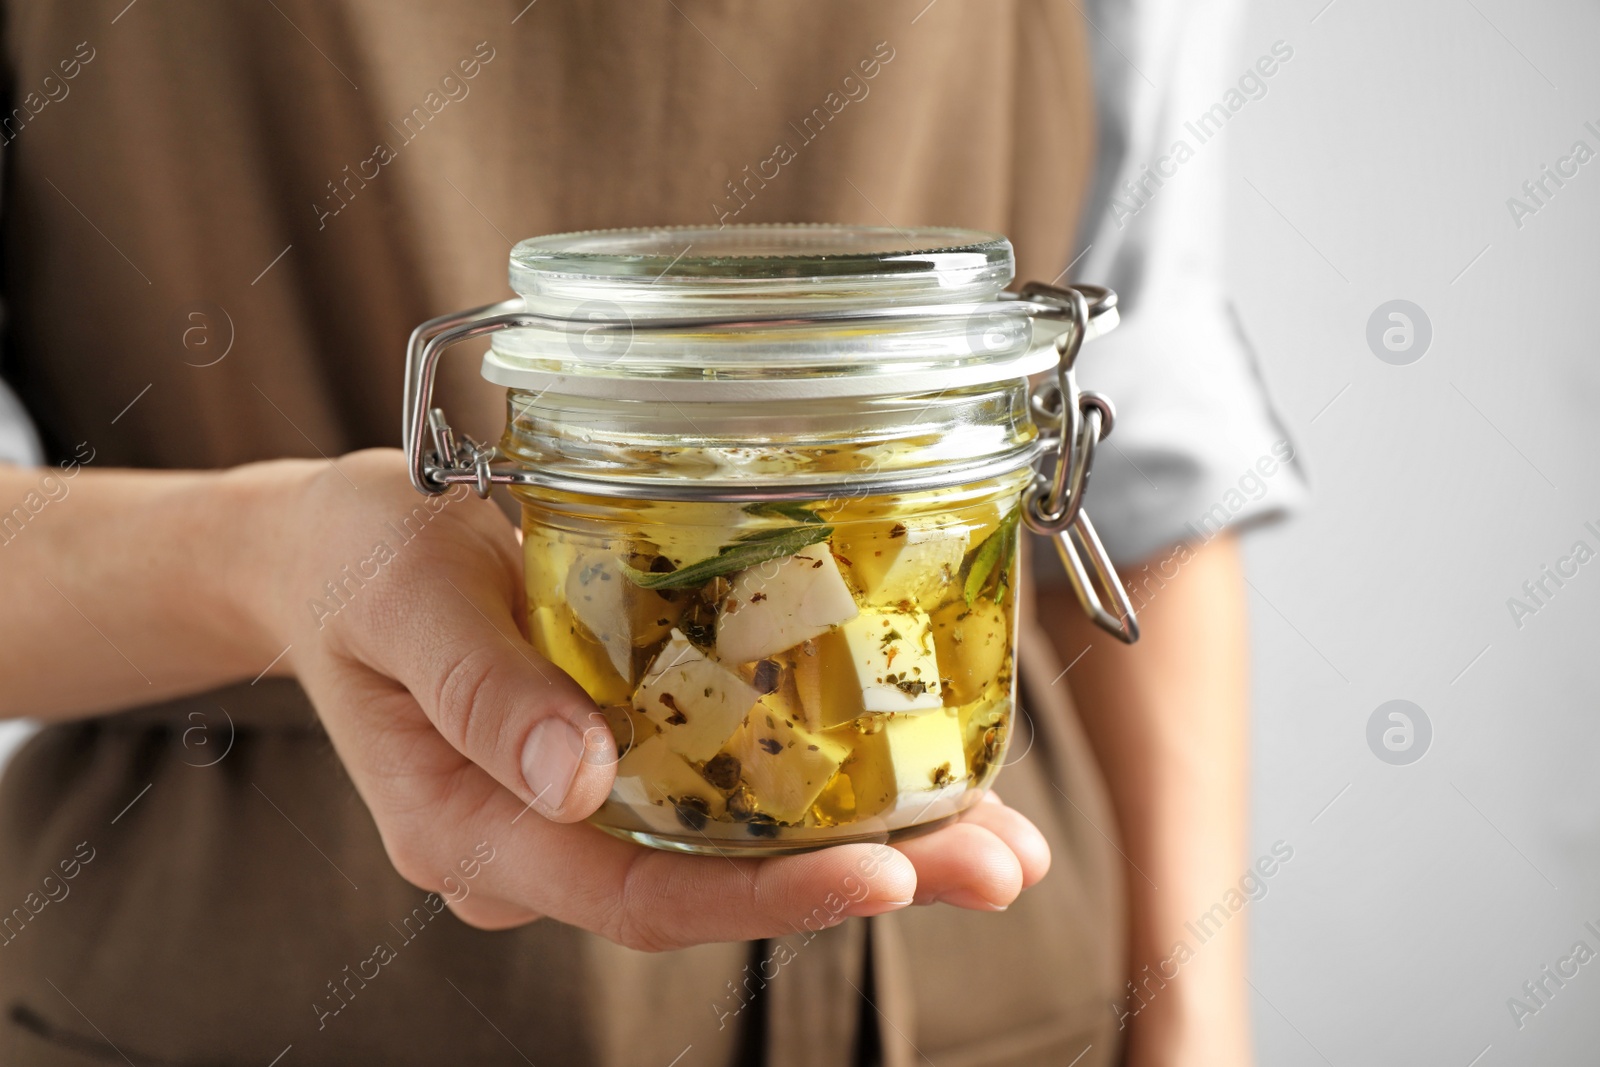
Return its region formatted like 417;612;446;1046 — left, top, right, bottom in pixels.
486;224;1054;402
509;223;1012;307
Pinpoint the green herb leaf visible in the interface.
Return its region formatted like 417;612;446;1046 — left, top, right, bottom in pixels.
965;510;1019;606
621;524;835;590
741;501;827;525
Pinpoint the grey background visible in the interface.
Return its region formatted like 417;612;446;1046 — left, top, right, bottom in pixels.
1224;0;1600;1061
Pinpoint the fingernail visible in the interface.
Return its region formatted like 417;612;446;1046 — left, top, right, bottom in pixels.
844;898;912;918
928;891;1010;912
522;719;582;812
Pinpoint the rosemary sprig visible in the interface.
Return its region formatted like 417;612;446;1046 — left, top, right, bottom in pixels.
741;501;828;525
621;523;834;589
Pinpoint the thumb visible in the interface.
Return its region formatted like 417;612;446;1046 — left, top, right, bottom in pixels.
370;567;619;823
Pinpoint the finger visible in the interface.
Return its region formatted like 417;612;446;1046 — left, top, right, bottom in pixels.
444;892;543;931
302;665;551;929
455;777;920;948
962;792;1052;888
893;821;1023;911
312;668;922;947
352;531;618;823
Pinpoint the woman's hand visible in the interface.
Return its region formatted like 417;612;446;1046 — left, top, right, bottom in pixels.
248;448;1050;949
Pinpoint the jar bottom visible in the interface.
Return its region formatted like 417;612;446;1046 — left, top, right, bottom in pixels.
593;807;968;856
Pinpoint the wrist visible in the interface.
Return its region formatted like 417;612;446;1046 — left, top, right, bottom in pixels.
1119;940;1251;1066
206;458;325;680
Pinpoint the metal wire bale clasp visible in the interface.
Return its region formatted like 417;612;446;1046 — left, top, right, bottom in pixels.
424;409;499;499
1018;283;1140;644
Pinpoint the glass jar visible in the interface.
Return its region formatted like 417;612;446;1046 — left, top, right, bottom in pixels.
403;224;1135;855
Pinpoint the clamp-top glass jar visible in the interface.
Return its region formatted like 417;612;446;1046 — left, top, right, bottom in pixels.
404;224;1137;854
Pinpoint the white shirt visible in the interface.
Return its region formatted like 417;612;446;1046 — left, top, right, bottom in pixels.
1063;0;1307;566
0;0;1304;564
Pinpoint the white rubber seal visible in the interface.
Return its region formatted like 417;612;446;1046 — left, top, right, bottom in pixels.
480;307;1118;401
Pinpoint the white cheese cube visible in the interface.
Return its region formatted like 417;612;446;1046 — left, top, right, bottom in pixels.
838;521;969;610
639;501;753;568
844;709;970;819
524;536;578;608
726;700;851;824
597;702;658;759
883;780;971;825
930;599;1010;705
632;630;762;762
715;543;858;665
790;641;824;733
813;609;944;727
564;550;684;683
610;734;726;833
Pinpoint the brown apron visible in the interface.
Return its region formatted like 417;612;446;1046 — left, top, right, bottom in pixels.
0;3;1125;1063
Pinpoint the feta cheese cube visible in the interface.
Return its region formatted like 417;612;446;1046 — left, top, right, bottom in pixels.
597;702;658;760
813;609;944;727
882;780;971;825
843;709;970;820
524;536;578;608
632;630;762;761
726;701;851;824
610;734;726;833
790;641;824;732
837;520;969;610
564;550;685;683
930;599;1010;705
639;502;753;568
715;543;858;665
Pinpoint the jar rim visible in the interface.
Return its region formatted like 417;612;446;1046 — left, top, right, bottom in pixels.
509;223;1012;299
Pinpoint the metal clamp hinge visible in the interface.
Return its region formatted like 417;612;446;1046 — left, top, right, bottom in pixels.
423;408;509;499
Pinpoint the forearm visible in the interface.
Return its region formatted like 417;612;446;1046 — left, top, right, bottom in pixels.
1039;533;1251;1061
0;460;308;719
